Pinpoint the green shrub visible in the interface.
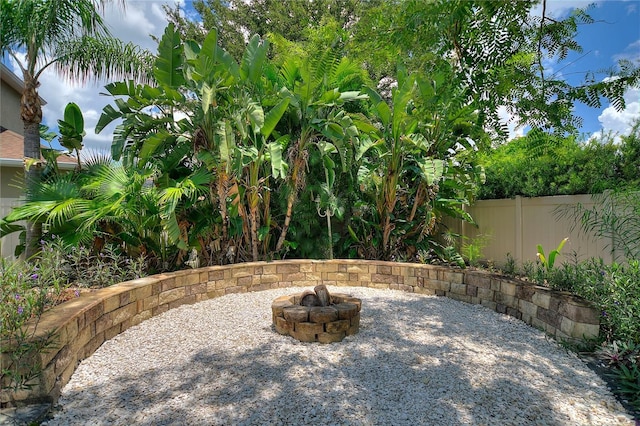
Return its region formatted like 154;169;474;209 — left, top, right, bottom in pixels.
1;240;69;391
478;125;639;199
544;258;640;344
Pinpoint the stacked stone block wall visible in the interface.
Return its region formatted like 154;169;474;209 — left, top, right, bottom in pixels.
1;260;600;407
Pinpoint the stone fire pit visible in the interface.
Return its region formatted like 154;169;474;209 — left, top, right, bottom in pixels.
271;285;361;343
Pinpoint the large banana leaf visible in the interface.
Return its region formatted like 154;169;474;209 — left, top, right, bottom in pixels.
240;35;268;84
154;23;185;89
261;97;290;139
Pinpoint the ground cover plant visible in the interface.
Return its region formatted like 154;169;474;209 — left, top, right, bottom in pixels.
0;237;147;395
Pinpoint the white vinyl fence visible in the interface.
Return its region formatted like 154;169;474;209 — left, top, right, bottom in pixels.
442;194;618;266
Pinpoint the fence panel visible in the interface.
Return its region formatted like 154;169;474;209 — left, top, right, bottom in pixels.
443;194;616;266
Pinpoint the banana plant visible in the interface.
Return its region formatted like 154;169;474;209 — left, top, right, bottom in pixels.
273;51;366;253
57;102;85;169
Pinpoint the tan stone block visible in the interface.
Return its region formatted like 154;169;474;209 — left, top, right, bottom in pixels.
414;267;430;278
560;317;574;335
295;322;324;335
209;270;224;281
309;307;339;323
495;292;516;308
442;270;464;284
171;294;197;309
358;273;372;282
188;282;207;296
414;287;436;295
58;355;78;390
104;324;121;341
133;285;152;302
426;280;450;292
519;300;538;317
158;287;185;306
465;272;492;288
500;281;517;296
326;272;349;281
152;282;162;295
277;264;300;274
396;284;414;293
404;276;418;287
369;283;390;290
490;279;502;291
325;320;350;333
571;322;599;340
231;269;253;278
261;264;278;274
83;332;105;359
285;272;307;282
119;290;131;306
450;282;467;295
376;264;392;275
532;291;551;310
477;287;494;301
153;304;169;316
186;273;200;286
249;283;272;292
480;299;497;311
207;289;225;299
71;326;92;357
38;364;57;394
560;301;600;325
274;316;292;335
290;329;317;342
160;277;177;292
447;293;471;304
313;263;337;273
301;273;320;281
346;323;359;336
466;285;478;297
346;264;369;274
371;274;398;284
317;332;345;343
255;274;280;284
350;313;360;327
225;286;248;295
300;263;314;273
199;271;209;284
63;318;79;344
143;295;159;311
103;294;121;314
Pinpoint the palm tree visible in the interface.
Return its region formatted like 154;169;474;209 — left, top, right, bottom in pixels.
0;0;152;257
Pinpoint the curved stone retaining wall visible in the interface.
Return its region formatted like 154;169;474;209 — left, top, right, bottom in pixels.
1;260;600;407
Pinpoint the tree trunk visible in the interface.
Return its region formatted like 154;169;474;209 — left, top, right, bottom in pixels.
275;155;305;252
21;75;43;258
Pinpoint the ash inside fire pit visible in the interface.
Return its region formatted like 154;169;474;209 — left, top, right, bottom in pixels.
271;285;361;343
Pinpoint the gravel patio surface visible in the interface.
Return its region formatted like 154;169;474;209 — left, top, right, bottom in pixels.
43;287;635;425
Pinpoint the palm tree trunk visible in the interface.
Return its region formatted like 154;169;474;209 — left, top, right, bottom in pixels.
21;75;43;258
275;155;305;252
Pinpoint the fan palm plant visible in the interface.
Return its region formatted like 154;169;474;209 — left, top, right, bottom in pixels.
0;0;153;257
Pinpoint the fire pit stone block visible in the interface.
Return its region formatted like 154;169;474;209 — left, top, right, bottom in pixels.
271;292;361;343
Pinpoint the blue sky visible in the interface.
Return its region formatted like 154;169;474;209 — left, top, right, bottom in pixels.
546;0;640;139
4;0;639;152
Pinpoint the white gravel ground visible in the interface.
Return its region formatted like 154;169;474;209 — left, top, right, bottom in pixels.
43;287;635;425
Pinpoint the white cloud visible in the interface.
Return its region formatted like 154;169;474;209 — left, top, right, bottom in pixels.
530;1;600;20
8;1;180;154
590;87;640;141
497;106;526;140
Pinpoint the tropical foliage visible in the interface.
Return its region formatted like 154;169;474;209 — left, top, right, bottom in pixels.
478;122;640;199
0;0;152;256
